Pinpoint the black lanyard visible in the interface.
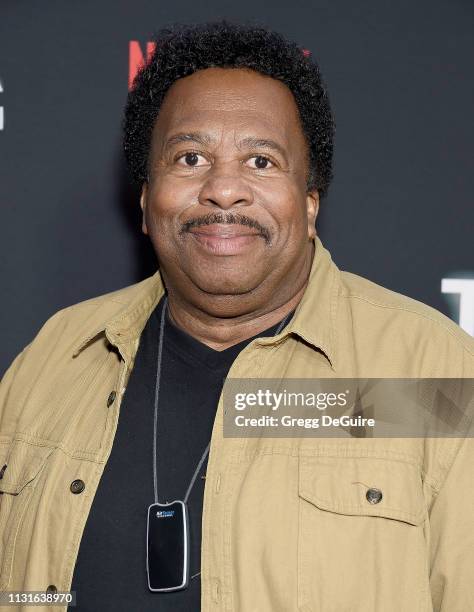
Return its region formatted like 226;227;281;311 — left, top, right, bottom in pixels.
146;296;292;592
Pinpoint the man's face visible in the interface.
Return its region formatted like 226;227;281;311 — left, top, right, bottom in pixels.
141;67;318;313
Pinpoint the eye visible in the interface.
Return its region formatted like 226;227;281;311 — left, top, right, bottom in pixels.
246;155;275;170
176;152;209;167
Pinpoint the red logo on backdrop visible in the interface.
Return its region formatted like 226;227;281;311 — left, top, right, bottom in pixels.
128;41;311;90
129;41;156;90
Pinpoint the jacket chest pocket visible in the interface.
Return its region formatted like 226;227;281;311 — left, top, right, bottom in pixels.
297;455;432;612
0;441;53;590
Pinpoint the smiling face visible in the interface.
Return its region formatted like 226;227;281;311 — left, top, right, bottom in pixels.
140;67;319;317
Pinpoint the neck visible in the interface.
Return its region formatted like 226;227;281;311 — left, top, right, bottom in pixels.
165;244;314;351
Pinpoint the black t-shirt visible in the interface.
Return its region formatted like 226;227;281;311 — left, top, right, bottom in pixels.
70;296;291;611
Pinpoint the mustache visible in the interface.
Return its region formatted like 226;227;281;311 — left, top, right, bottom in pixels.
179;212;271;244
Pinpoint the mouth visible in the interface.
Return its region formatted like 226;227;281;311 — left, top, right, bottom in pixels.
187;224;263;256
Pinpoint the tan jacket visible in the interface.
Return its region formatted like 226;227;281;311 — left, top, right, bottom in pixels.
1;236;473;612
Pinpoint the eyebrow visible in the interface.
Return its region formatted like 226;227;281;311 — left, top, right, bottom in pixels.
164;132;213;148
237;137;287;159
163;132;288;159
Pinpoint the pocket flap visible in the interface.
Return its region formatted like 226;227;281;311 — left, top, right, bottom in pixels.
0;441;54;495
298;455;426;526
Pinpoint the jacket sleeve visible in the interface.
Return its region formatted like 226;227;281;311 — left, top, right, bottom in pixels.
0;345;31;435
429;343;474;610
0;307;67;437
429;436;474;610
0;307;74;438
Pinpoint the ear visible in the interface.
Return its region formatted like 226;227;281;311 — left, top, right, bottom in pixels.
306;190;319;239
140;182;149;235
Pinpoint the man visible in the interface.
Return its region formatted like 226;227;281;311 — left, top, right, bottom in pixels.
0;21;473;612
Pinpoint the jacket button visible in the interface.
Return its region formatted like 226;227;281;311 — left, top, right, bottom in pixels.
366;487;383;504
107;391;117;407
70;479;85;494
46;585;57;594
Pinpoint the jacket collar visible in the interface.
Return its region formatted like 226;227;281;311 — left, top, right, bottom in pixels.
72;235;339;370
72;274;165;362
282;235;339;370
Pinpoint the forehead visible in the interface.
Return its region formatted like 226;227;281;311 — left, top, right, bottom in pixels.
153;67;306;147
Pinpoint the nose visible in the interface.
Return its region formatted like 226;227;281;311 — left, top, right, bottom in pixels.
198;165;254;210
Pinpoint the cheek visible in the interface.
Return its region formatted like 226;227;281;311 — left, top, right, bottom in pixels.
146;180;197;230
259;184;308;236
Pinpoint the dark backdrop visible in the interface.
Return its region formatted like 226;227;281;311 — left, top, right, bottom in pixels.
1;0;473;375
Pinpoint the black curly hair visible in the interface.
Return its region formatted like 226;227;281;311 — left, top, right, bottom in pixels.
123;21;335;198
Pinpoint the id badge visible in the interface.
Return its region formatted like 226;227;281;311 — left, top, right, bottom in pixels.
146;500;189;592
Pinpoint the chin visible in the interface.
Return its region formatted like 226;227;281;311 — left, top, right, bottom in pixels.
191;273;263;297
